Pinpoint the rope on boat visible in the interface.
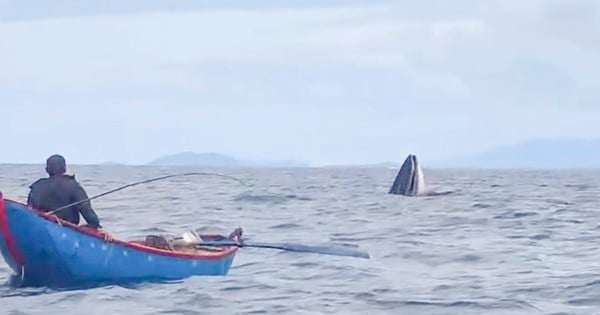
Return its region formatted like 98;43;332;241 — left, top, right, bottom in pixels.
48;172;252;215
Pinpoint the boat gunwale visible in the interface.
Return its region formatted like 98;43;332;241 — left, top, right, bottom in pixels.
2;198;239;261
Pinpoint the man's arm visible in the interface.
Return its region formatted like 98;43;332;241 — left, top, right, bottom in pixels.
72;182;102;229
27;189;33;206
27;180;42;207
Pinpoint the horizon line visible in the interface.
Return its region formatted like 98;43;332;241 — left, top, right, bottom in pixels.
2;162;600;171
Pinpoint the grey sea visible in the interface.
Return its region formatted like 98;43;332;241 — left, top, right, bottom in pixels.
1;165;600;315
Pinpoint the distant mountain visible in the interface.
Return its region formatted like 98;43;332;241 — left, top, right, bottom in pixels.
147;152;309;168
437;138;600;169
149;152;239;167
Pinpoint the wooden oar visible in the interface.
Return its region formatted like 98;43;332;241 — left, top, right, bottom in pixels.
196;240;370;259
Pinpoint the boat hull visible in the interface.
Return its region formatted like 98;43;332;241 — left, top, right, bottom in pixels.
0;196;238;287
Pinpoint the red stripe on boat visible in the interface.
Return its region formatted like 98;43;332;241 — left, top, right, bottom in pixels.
0;193;25;266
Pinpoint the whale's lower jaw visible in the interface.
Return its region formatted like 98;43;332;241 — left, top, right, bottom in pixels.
389;154;425;196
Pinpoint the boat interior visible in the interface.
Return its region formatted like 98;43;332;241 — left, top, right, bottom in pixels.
130;231;231;254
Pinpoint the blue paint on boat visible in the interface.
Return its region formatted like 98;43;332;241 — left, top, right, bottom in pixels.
0;225;19;273
0;197;239;287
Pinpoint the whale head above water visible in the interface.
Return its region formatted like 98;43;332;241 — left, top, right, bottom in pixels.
388;154;456;197
388;154;426;196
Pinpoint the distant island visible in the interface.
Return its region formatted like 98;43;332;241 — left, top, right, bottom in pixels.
147;152;309;168
51;138;600;169
433;138;600;169
146;138;600;170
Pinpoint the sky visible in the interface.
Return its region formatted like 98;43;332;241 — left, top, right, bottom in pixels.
1;0;600;166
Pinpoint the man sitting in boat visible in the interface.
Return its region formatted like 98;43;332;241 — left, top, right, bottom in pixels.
27;154;104;230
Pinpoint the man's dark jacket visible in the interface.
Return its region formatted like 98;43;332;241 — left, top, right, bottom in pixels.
27;174;101;228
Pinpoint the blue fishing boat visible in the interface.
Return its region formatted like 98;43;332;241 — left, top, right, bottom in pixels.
0;193;240;287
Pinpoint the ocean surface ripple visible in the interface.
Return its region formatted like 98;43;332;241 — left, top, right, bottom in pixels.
1;165;600;314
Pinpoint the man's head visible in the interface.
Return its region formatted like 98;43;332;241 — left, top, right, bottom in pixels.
46;154;66;176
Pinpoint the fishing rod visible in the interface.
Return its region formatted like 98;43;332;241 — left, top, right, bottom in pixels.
48;172;252;215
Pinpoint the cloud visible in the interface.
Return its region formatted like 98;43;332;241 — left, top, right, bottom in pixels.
0;5;486;93
1;1;600;164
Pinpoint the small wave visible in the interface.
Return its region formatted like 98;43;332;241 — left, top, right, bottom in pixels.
233;193;312;204
508;287;544;294
455;253;482;262
545;199;573;205
565;219;584;224
237;310;268;315
221;284;277;291
565;279;600;290
404;300;483;307
347;218;371;223
329;236;388;242
0;285;54;298
290;262;321;268
433;284;453;291
305;185;322;189
426;190;458;197
358;298;540;311
567;297;600;306
586;279;600;287
285;194;313;201
158;310;204;315
529;234;551;240
494;211;538;219
233;262;262;269
269;223;303;229
48;292;88;305
564;184;594;191
355;297;489;309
